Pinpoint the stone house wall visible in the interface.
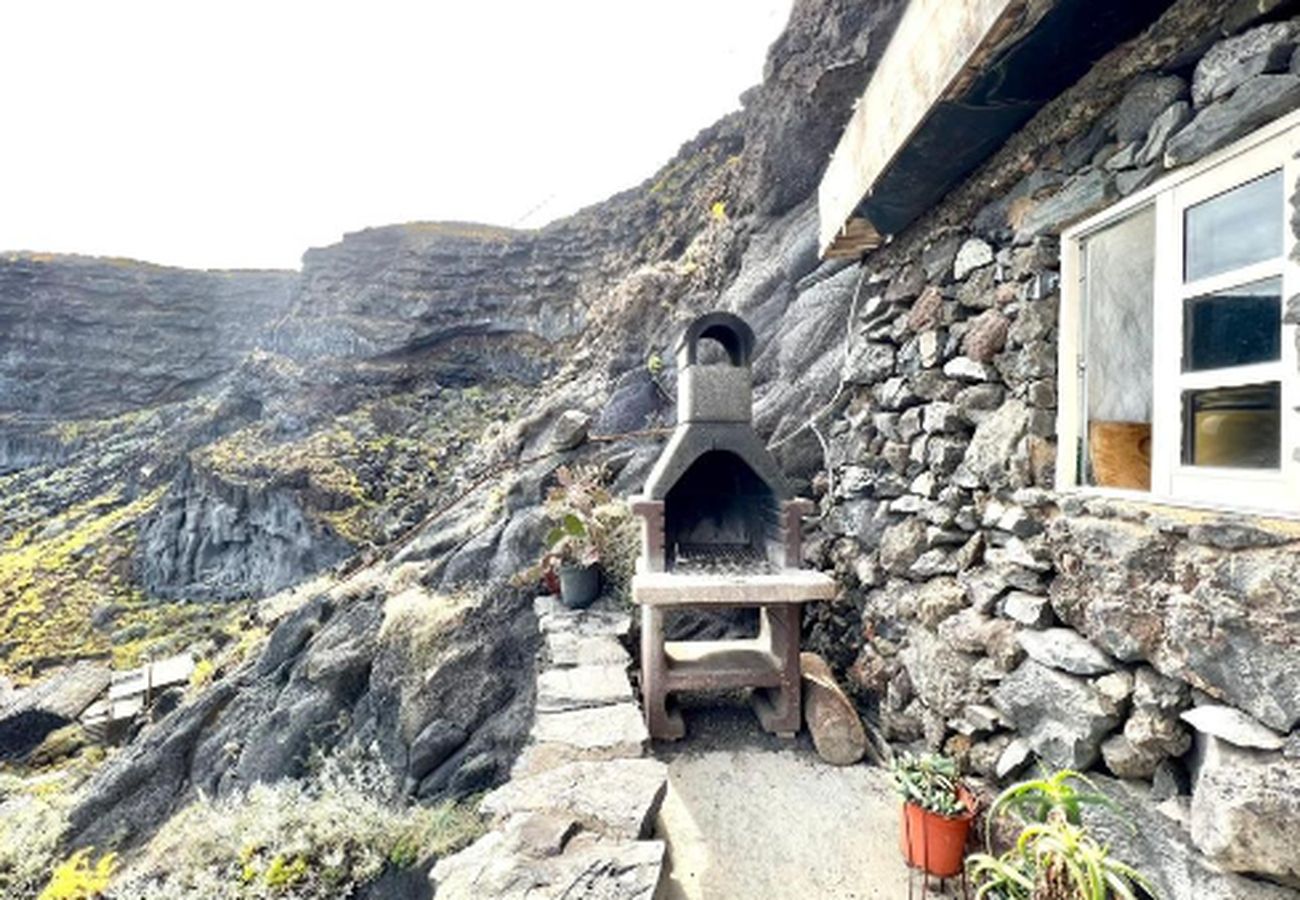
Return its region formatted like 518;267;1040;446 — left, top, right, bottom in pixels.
807;11;1300;893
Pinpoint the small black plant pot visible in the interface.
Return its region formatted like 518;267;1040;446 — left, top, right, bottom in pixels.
559;563;601;609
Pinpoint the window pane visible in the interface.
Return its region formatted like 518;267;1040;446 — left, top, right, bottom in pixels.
1181;382;1280;468
1184;170;1282;282
1083;206;1155;489
1183;277;1281;371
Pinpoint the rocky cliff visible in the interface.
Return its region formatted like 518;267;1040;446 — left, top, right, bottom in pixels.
9;0;1297;897
0;253;296;420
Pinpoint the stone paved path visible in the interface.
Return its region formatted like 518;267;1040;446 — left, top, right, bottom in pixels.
653;699;965;900
431;597;668;898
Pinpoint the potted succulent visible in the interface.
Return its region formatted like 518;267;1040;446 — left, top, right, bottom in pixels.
891;751;976;878
967;769;1154;900
538;465;616;609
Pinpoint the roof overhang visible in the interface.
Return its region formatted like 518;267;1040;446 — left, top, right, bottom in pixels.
817;0;1177;259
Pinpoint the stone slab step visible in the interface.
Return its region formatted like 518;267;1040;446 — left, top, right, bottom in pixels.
481;757;669;840
432;830;664;900
534;596;631;639
531;702;648;756
545;631;631;668
537;665;633;713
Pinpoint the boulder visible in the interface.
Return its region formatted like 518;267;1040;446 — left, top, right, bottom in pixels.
1016;628;1117;676
961;310;1009;363
594;370;669;434
1048;514;1300;732
1001;591;1053;627
1181;704;1286;751
549;410;591;450
1192;22;1298;107
800;652;868;766
408;719;468;784
953;238;994;280
1015;170;1116;242
878;518;928;576
1116;75;1188;141
1136;100;1191;166
1101;708;1190;779
996;737;1034;779
1191;736;1300;883
953;400;1030;489
1083;775;1299;899
992;660;1121;769
900;627;985;719
843;341;896;385
1167;74;1300;167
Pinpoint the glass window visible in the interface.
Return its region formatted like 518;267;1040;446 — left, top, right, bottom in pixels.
1182;277;1281;371
1083;206;1155;490
1181;382;1281;468
1184;170;1283;282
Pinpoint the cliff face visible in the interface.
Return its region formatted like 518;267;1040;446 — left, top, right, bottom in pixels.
1;0;919;865
0;254;296;420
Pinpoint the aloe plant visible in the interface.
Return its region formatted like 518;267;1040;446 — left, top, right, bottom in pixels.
969;769;1156;900
889;752;968;817
969;811;1154;900
986;769;1113;832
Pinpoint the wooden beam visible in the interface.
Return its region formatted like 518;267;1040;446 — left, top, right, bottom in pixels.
817;0;1024;258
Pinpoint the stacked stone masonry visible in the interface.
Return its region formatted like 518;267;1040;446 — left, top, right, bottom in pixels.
431;597;667;899
807;12;1300;895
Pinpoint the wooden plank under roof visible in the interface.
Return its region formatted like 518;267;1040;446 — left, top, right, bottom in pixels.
817;0;1178;259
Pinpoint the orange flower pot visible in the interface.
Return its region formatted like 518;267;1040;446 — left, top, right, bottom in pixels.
899;786;975;878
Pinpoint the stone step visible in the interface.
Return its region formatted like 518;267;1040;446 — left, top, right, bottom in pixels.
545;631;631;669
431;829;664;900
537;665;634;713
530;703;648;757
481;757;669;840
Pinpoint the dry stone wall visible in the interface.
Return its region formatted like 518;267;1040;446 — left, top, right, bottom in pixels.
805;14;1300;894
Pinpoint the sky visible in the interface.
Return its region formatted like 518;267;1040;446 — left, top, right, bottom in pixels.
0;1;793;271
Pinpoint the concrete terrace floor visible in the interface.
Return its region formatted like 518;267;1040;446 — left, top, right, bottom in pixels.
651;696;965;900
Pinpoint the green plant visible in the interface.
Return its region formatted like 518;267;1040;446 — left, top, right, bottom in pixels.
968;811;1154;900
968;770;1154;900
890;752;968;817
986;769;1114;833
110;744;485;898
539;465;617;568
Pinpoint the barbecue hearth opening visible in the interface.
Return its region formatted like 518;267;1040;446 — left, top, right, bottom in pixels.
664;450;779;574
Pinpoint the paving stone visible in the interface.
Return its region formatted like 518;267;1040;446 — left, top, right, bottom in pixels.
535;596;631;638
546;631;632;668
531;703;648;756
482;758;669;839
537;665;633;712
431;831;665;899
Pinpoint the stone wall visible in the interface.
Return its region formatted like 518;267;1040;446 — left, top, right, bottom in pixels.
805;11;1300;894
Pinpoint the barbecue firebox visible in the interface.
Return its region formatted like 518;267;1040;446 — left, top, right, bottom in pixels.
630;312;835;740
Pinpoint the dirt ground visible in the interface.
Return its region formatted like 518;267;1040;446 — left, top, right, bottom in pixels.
652;697;965;900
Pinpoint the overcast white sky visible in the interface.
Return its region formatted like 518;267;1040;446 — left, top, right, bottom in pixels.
0;1;792;271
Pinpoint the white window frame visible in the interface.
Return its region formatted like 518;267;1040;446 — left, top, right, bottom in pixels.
1058;109;1300;517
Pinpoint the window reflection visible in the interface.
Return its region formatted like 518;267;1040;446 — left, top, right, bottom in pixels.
1181;382;1281;468
1184;170;1282;282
